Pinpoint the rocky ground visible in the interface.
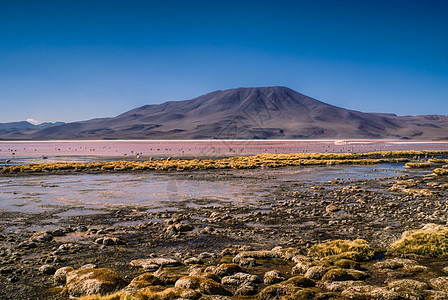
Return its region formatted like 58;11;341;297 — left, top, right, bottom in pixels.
1;165;448;299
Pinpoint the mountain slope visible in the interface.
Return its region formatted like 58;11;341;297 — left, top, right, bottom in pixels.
2;86;448;140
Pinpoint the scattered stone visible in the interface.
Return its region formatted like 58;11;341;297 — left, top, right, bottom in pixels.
322;280;366;292
221;272;259;295
304;265;327;280
30;231;53;243
214;263;242;277
326;204;339;213
39;264;56;275
291;261;312;275
53;267;74;285
387;279;429;291
130;257;181;270
263;270;285;285
321;268;368;281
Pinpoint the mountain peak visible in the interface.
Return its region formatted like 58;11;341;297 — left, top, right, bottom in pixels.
2;86;448;140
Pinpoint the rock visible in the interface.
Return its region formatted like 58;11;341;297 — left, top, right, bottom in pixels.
198;252;215;260
130;257;181;270
53;267;74;285
102;237;116;246
326;204;339;213
403;264;429;273
62;268;126;296
233;250;277;264
30;231;53;243
369;287;402;299
271;247;302;260
76;225;88;232
238;257;256;267
322;280;366;292
340;285;376;298
214;263;242;277
373;258;418;270
127;273;163;289
184;257;202;265
263;270;285;285
387;279;429;291
39;264;56;275
291;261;312;275
257;277;314;300
321;268;368;281
258;283;301;300
283;276;315;288
221;272;258;295
17;241;37;249
51;229;65;236
80;264;97;269
291;255;311;264
174;276;230;295
304;265;327;280
430;277;448;292
175;223;194;232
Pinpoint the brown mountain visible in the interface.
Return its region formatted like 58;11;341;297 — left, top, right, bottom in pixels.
2;86;448;140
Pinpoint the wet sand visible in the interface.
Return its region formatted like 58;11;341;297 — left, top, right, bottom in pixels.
1;139;448;162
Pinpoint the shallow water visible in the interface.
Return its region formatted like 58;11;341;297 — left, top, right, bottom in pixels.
0;164;418;216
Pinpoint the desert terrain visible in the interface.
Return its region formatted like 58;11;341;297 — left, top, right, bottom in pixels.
1;142;448;299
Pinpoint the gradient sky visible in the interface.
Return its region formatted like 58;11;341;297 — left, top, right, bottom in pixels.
1;0;447;124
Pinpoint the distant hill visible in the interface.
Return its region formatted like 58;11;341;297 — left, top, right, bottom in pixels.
1;87;447;140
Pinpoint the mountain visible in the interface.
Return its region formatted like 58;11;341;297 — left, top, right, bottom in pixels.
0;121;65;138
1;86;448;140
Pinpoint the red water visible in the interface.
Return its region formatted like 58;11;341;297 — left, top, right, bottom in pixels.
1;139;448;160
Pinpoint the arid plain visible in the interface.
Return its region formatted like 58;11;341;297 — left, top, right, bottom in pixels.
1;140;448;299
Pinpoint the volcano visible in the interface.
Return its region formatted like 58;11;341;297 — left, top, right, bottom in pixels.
2;86;448;140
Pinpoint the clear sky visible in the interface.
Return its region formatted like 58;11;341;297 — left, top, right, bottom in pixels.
1;0;447;124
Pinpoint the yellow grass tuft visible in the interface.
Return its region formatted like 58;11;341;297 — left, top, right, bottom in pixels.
308;239;375;262
405;162;431;169
389;224;448;257
433;167;448;176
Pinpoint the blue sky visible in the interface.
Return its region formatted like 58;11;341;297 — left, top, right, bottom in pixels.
1;0;447;124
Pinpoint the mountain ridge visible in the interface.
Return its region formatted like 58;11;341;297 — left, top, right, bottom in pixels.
1;86;447;140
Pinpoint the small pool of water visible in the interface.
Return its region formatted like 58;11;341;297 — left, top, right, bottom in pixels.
0;163;415;215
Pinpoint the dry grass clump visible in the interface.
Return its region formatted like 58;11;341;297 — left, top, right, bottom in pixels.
1;150;447;174
389;224;448;257
433;168;448;176
428;158;448;163
78;291;131;300
78;286;201;300
308;239;375;262
405;162;431;169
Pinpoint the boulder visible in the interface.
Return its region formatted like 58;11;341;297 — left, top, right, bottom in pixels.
62;268;126;297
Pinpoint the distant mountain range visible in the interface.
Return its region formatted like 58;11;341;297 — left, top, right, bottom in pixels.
1;86;448;140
